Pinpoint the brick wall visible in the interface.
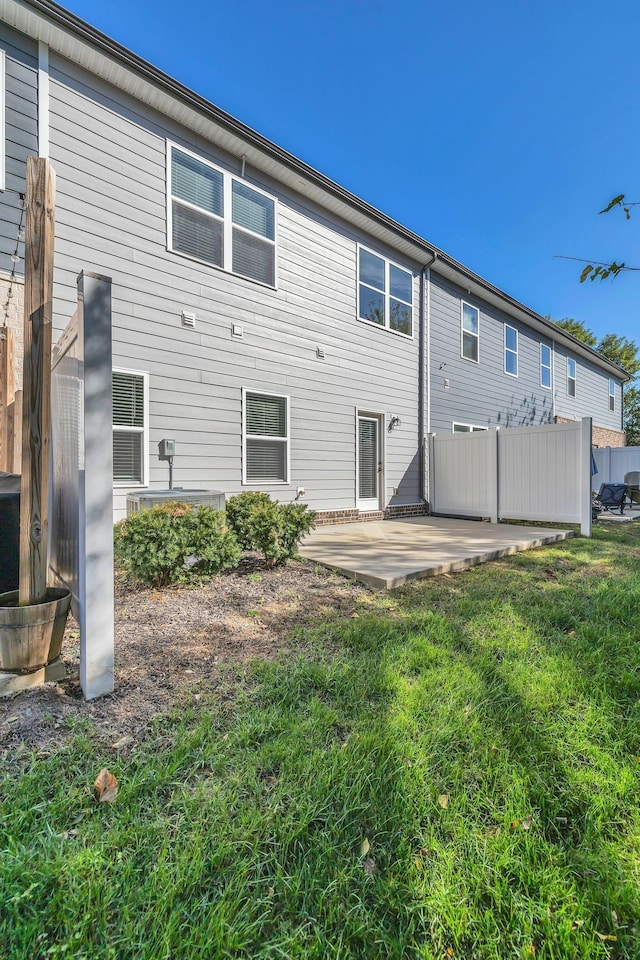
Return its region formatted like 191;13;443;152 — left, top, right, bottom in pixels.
0;275;24;390
555;415;625;448
315;503;428;525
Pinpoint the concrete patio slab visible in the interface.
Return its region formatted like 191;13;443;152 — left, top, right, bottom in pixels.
300;516;573;589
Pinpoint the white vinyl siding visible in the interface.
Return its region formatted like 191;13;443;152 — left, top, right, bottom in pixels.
357;246;413;337
609;378;615;411
504;324;518;377
243;390;289;484
452;422;487;432
168;143;276;287
461;302;479;362
0;49;5;191
112;370;148;485
540;343;552;389
567;357;576;398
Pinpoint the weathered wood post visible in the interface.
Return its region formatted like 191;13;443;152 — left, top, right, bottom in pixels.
19;157;55;605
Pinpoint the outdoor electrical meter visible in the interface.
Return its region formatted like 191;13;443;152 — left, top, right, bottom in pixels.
158;439;175;460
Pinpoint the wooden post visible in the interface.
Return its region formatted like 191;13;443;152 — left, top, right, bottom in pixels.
0;327;15;472
19;158;55;605
11;390;22;474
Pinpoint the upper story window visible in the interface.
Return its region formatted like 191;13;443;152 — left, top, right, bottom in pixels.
540;344;552;389
609;378;615;411
461;302;479;362
112;369;148;485
168;144;276;287
504;325;518;376
567;357;576;397
357;246;413;337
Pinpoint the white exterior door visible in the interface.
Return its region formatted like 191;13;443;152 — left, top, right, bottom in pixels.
357;415;381;510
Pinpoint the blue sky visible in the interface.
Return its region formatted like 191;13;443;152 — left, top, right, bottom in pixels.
65;0;640;344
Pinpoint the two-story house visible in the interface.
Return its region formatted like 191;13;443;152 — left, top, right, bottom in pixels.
0;0;628;523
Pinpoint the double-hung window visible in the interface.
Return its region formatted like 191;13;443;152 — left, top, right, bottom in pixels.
461;302;479;362
504;325;518;376
169;144;276;286
609;378;615;411
112;370;148;485
357;247;413;336
540;344;552;388
243;390;289;484
567;358;576;397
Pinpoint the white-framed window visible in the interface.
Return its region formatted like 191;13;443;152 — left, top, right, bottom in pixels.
452;422;487;433
504;324;518;376
357;246;413;337
243;389;289;484
540;343;552;389
0;49;5;192
168;143;276;287
609;378;615;412
461;302;479;362
567;357;576;398
112;369;149;486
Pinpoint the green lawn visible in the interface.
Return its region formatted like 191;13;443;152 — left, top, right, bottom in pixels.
2;523;640;960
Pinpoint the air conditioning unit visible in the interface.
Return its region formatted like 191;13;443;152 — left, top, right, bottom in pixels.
126;489;226;515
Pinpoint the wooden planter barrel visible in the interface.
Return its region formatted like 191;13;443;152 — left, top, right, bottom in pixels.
0;587;71;673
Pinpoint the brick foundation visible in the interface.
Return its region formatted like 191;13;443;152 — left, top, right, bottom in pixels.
315;503;428;525
555;415;625;448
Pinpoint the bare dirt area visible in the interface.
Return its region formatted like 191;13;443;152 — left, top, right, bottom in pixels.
0;560;369;760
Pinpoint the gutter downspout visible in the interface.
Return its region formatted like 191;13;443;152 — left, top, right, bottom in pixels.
419;252;437;508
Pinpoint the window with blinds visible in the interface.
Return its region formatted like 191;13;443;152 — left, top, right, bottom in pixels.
243;391;289;483
113;371;146;484
169;144;276;286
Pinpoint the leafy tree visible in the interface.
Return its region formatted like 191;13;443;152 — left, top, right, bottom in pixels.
554;317;597;346
550;320;640;444
559;194;640;283
596;333;640;378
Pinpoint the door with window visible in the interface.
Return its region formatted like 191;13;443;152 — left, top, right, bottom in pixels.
357;415;382;510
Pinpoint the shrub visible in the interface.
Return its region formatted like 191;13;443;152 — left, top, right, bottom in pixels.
115;502;240;587
225;491;273;550
186;505;242;578
226;492;316;566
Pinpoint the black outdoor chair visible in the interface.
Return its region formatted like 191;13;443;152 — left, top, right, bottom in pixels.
594;482;628;515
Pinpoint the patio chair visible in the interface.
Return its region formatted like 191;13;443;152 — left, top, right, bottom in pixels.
594;482;628;515
624;472;640;507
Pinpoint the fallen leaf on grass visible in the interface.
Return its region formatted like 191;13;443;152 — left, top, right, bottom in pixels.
362;856;378;875
595;933;617;942
572;919;585;930
110;735;133;751
94;768;119;803
522;816;533;831
528;946;536;956
438;794;449;809
359;838;370;857
350;612;360;619
56;829;79;840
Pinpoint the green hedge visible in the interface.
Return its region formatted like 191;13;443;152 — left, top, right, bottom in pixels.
226;493;316;566
114;502;241;587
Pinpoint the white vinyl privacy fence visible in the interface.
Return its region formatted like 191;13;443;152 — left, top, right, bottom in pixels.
592;445;640;488
429;419;592;536
50;272;114;699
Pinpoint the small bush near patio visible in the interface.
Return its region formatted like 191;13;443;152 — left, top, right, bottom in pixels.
226;492;316;565
115;502;241;586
